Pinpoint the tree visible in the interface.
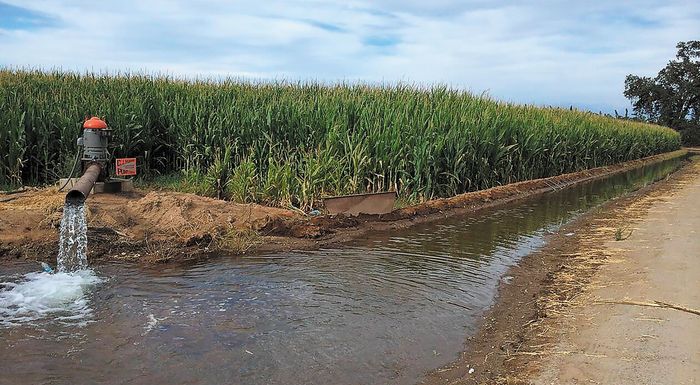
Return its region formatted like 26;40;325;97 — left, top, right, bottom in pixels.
624;41;700;145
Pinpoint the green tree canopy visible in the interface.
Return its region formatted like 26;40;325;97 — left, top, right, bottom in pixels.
624;41;700;145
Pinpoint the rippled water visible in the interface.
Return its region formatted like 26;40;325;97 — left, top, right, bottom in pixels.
0;158;683;385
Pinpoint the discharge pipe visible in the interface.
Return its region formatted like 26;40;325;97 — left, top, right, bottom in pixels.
65;163;102;204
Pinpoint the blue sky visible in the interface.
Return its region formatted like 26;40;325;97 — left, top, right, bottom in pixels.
0;0;698;113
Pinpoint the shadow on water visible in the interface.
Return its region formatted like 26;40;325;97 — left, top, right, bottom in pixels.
0;157;685;385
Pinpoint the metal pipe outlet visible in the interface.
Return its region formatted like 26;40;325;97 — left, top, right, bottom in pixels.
65;163;102;204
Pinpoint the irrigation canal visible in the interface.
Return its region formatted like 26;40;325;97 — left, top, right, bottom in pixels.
0;157;685;385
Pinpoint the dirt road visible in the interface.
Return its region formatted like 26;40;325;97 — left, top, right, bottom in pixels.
534;160;700;384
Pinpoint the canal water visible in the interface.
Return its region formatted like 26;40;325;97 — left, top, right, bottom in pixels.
0;157;684;385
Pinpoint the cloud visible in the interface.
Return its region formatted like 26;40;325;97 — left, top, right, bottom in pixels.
0;1;56;30
0;0;698;112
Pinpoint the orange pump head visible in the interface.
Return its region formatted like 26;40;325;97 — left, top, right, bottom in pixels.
83;117;107;129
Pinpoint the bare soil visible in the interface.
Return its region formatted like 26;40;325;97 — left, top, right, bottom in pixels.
420;154;700;384
0;150;688;265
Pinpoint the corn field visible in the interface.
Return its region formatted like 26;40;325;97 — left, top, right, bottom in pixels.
0;69;681;208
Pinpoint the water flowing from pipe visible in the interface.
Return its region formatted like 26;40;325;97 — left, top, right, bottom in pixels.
0;201;100;327
57;202;88;272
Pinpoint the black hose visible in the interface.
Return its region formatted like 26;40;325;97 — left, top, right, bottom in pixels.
58;151;81;192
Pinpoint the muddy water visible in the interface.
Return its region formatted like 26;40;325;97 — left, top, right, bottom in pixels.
0;158;683;385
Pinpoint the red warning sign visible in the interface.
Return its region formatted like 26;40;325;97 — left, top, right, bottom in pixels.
116;158;137;176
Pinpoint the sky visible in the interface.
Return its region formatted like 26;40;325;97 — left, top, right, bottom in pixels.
0;0;698;113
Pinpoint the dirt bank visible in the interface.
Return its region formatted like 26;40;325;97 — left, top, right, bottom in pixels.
0;150;688;265
420;154;700;384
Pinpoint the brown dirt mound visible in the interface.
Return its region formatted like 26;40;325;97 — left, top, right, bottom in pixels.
0;189;299;263
92;191;297;242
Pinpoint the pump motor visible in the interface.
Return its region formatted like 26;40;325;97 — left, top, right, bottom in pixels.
76;117;111;181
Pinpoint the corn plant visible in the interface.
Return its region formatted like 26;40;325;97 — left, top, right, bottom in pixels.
0;69;681;207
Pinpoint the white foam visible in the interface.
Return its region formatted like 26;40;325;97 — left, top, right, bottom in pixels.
0;269;102;327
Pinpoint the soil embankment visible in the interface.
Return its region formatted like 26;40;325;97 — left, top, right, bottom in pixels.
421;154;700;384
0;150;689;264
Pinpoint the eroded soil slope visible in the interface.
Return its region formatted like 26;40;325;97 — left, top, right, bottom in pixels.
0;190;298;263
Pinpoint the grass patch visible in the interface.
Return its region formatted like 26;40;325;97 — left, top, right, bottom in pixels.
216;228;262;254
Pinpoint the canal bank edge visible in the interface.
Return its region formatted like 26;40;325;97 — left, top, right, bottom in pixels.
419;153;699;384
283;149;691;248
0;149;690;265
